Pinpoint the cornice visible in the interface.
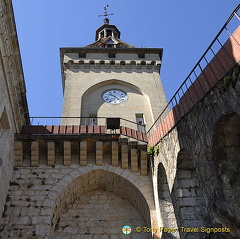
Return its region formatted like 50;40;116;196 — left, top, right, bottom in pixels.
60;47;163;57
63;59;161;71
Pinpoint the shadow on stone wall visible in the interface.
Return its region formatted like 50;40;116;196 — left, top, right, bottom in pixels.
157;163;179;239
50;168;152;237
211;112;240;237
173;65;240;238
171;149;211;239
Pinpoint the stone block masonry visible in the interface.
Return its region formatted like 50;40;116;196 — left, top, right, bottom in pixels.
0;164;156;239
153;64;240;238
14;138;149;177
47;142;55;166
0;0;28;222
54;190;147;238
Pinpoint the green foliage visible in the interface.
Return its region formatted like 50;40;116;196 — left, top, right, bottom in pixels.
147;146;159;156
223;76;231;88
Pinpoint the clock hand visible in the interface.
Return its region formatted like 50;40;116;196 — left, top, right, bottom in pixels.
109;93;120;101
110;93;120;100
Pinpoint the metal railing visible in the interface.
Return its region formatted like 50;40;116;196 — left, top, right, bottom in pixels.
27;117;146;134
147;5;240;142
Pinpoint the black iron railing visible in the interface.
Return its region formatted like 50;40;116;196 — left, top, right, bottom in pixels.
23;6;239;145
22;117;148;142
147;5;240;143
27;117;146;133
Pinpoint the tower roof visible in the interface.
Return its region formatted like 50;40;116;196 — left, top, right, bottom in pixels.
81;5;135;48
95;24;121;41
84;22;135;49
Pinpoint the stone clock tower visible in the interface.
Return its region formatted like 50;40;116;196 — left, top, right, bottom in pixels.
60;17;167;131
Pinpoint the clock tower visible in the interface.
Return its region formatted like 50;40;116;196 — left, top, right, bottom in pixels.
60;17;167;131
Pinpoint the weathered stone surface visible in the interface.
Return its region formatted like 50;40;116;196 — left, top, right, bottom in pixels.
54;190;148;238
0;164;154;238
1;2;240;238
153;65;240;238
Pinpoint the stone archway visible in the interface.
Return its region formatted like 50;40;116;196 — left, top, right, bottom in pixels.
50;167;154;238
80;79;154;130
212;112;240;237
171;149;210;239
54;189;146;238
157;163;179;239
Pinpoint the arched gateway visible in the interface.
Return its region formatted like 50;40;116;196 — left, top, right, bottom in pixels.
50;167;155;238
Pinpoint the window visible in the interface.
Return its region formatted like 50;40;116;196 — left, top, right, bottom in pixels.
79;52;86;58
106;30;112;37
0;108;10;132
136;114;146;133
88;114;97;126
0;109;10;161
108;53;116;58
100;31;104;38
106;44;115;48
138;53;145;58
113;32;119;39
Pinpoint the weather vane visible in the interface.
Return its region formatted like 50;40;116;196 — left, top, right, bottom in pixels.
98;5;113;24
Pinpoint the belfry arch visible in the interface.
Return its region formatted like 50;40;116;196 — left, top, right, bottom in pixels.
81;79;148;100
80;79;154;130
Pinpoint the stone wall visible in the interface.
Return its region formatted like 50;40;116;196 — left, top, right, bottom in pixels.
157;163;179;239
171;150;211;239
54;189;147;239
153;64;240;238
0;164;157;239
0;0;28;219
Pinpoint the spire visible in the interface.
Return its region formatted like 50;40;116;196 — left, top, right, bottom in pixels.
98;5;113;25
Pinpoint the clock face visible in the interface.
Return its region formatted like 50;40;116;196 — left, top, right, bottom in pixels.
102;89;128;104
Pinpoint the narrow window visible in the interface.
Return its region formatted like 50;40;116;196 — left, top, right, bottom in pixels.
0;108;10;131
106;30;112;37
100;31;104;38
79;52;86;58
88;114;97;126
106;44;114;48
109;53;116;58
136;114;146;133
138;53;145;58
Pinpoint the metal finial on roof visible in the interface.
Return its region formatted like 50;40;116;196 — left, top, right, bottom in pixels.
98;5;113;24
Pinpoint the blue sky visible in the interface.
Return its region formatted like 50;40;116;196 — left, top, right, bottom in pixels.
12;1;238;117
